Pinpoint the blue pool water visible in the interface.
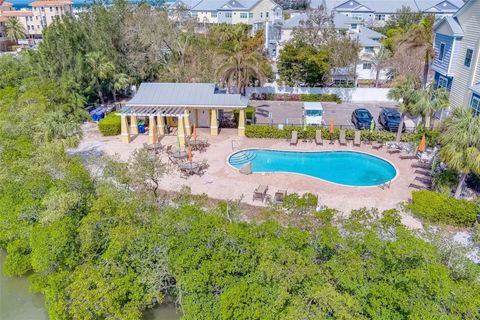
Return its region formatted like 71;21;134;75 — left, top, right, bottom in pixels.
228;149;397;187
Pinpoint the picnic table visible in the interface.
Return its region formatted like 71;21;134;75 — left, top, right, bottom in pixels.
188;139;209;152
180;162;201;175
172;150;188;159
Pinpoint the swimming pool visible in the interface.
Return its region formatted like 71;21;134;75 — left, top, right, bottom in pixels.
228;149;397;187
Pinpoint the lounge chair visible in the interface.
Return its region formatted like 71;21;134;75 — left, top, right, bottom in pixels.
339;129;347;146
353;131;361;147
290;131;298;146
315;130;323;145
414;169;432;177
408;183;426;190
414;176;433;185
372;141;383;150
253;185;268;202
387;148;401;154
274;190;287;205
411;162;432;170
399;154;418;160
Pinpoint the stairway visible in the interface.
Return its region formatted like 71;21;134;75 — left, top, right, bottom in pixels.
229;150;256;167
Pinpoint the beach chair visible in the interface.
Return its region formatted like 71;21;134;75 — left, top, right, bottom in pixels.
408;183;425;190
274;190;287;205
414;169;432;177
290;131;298;146
315;130;323;145
411;162;432;170
339;129;347;146
353;131;361;147
253;185;268;202
399;154;418;160
372;142;383;150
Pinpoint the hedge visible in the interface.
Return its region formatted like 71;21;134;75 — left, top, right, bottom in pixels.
408;190;478;227
251;93;342;103
233;106;256;124
98;113;121;136
245;125;441;144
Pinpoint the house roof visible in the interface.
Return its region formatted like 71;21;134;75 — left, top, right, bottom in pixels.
29;0;72;6
470;83;480;95
434;15;464;36
2;10;33;16
126;83;249;108
170;0;204;9
192;0;268;11
311;0;465;13
282;12;357;29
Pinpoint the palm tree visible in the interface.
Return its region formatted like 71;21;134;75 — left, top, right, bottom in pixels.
5;17;26;46
399;15;435;88
387;76;422;142
361;46;391;87
216;50;266;96
86;51;115;104
111;73;130;102
415;83;450;128
439;107;480;198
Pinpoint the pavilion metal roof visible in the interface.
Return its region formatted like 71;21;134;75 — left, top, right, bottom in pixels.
116;106;186;117
126;83;249;109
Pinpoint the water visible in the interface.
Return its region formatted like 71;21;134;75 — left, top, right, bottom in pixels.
9;0;154;9
0;250;181;320
229;149;397;186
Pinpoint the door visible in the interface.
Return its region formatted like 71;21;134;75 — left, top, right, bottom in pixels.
197;109;210;128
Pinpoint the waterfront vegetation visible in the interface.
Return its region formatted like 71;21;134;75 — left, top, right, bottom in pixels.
0;1;480;319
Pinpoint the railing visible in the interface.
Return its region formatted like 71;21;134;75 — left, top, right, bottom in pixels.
231;139;240;151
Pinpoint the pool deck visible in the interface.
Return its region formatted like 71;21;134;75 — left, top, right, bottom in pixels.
76;123;420;216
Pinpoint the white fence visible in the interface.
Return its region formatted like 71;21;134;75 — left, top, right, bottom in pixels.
246;84;394;102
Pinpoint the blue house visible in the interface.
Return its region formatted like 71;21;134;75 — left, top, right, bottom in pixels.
432;0;480;116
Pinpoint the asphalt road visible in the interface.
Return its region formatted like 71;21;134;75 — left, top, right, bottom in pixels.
250;100;399;128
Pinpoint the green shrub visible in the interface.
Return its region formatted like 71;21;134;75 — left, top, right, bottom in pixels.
251;93;342;103
283;192;318;214
233;106;255;124
473;223;480;245
98;113;121;136
433;169;459;194
408;191;478;227
299;93;342;103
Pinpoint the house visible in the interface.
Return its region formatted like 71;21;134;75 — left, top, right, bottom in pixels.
0;0;72;48
432;0;480;115
309;0;466;25
279;13;387;84
169;0;282;30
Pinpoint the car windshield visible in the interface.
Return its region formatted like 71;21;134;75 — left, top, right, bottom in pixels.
357;110;371;119
305;110;322;117
387;113;400;121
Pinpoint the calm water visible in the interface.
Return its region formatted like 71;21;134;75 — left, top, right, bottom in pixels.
9;0;152;9
229;149;397;186
0;250;181;320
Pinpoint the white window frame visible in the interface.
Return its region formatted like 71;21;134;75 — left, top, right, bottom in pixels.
471;94;480;116
438;42;445;61
437;75;448;89
464;48;473;68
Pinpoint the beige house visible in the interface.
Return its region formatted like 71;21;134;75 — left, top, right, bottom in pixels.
117;83;249;146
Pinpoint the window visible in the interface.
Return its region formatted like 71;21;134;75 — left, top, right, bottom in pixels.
365;46;374;53
351;23;357;30
249;12;253;18
260;12;263;18
240;12;247;18
464;48;473;67
352;13;362;20
438;43;445;61
266;12;269;17
50;6;52;11
471;95;480;116
363;63;372;70
305;109;323;117
375;14;385;21
225;12;232;18
211;12;217;17
191;11;197;16
437;76;448;89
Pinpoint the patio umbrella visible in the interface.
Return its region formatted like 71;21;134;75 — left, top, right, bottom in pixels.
370;118;375;132
329;119;334;134
418;134;426;153
176;135;181;153
303;117;307;131
193;124;197;141
187;145;193;162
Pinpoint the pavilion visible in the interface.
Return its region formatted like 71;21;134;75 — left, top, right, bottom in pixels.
117;83;249;146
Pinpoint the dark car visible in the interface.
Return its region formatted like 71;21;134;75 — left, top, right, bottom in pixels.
378;108;404;132
351;108;374;130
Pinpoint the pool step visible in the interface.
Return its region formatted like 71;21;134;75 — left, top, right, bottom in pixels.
229;151;256;166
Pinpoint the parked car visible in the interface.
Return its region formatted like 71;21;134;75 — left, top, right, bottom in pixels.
351;108;374;130
378;108;405;132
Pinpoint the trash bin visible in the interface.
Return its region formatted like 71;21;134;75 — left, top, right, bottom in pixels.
138;122;145;134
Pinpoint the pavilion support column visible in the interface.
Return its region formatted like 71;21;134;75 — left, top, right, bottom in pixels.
121;115;131;144
238;109;246;137
149;115;157;144
130;115;138;135
210;108;218;136
157;115;165;136
184;109;191;136
177;116;186;148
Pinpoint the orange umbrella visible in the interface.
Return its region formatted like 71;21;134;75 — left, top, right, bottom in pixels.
329;119;334;134
418;134;426;153
193;124;197;141
187;145;193;162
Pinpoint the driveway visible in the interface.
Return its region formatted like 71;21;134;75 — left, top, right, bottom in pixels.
250;100;399;128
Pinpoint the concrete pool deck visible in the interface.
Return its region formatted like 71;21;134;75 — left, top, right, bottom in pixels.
76;123;420;215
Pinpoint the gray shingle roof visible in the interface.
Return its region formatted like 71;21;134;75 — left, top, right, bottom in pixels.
191;0;267;11
470;83;480;94
126;83;249;108
311;0;465;13
193;0;230;10
434;15;464;36
170;0;204;9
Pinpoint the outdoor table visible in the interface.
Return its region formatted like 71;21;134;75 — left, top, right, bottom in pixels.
189;139;208;151
172;151;188;159
180;162;200;175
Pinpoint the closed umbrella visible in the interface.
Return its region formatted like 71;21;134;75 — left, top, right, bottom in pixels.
188;145;193;162
370;118;375;132
329;119;334;144
303;117;307;131
193;124;197;141
418;134;426;153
